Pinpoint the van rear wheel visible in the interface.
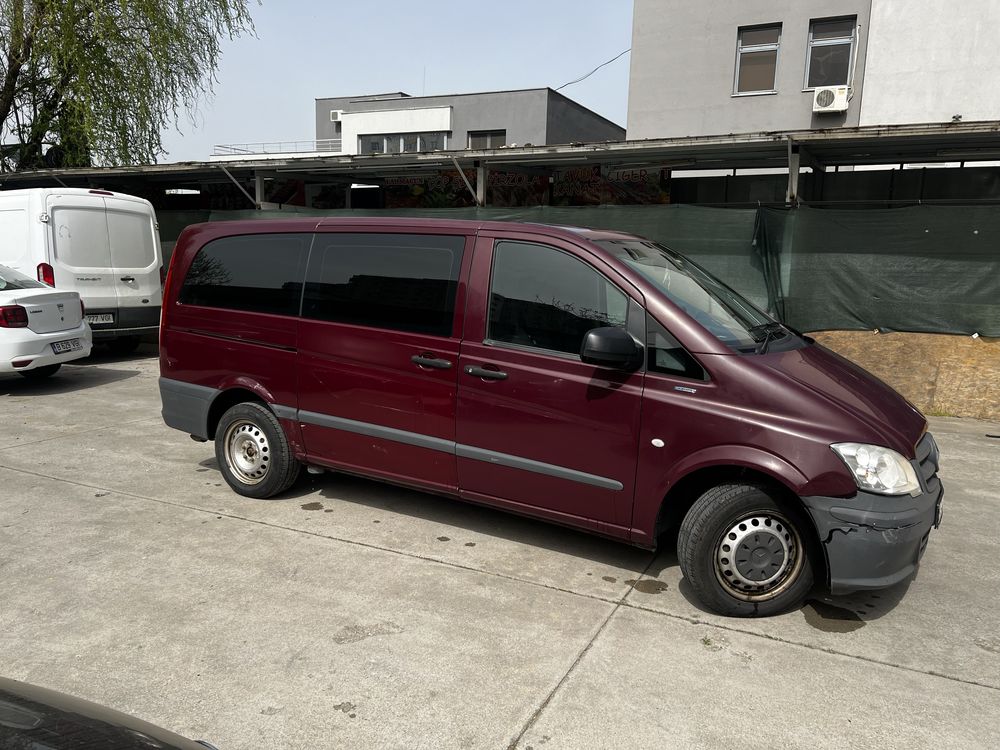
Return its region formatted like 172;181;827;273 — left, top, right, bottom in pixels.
678;483;814;617
215;402;300;499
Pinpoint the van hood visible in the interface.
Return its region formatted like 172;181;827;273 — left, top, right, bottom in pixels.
753;342;926;458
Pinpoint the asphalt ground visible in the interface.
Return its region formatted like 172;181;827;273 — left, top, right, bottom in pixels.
1;346;998;749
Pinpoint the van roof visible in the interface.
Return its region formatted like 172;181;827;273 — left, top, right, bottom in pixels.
0;187;153;206
186;216;643;243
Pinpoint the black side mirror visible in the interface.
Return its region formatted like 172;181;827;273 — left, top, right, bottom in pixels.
580;327;643;371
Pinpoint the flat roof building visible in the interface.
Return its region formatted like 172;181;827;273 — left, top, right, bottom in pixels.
314;88;625;156
627;0;1000;139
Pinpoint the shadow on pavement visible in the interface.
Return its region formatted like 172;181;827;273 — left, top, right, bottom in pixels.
0;365;139;396
672;562;914;628
78;341;159;366
295;471;657;574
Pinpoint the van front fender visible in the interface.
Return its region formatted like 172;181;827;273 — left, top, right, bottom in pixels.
662;445;810;496
631;445;812;547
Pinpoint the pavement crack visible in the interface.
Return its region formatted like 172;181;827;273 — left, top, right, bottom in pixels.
0;417;160;453
620;600;1000;693
0;460;628;607
2;461;997;697
506;560;657;749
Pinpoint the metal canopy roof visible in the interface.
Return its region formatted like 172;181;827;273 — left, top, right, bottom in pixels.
2;120;999;191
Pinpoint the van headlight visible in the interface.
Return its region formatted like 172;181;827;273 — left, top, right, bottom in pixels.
831;443;921;496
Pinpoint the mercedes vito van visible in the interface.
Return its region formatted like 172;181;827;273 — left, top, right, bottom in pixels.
0;188;163;352
159;218;943;617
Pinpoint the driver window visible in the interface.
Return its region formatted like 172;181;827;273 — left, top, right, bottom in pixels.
488;240;627;356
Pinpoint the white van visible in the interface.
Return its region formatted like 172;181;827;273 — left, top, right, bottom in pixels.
0;188;162;352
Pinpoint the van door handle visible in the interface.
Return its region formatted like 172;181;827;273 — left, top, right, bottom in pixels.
120;276;136;282
464;365;508;381
411;354;452;370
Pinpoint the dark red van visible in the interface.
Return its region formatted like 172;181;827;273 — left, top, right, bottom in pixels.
159;218;942;616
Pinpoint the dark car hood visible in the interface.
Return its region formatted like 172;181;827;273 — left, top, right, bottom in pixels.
0;676;214;750
755;342;926;457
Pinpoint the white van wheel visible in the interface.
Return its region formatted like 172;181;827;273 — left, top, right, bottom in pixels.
215;402;300;498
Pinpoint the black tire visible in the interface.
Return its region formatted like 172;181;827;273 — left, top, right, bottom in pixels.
107;336;141;355
678;483;815;617
214;402;300;499
19;364;61;380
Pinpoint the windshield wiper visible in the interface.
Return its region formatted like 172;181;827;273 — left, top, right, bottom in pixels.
748;322;787;354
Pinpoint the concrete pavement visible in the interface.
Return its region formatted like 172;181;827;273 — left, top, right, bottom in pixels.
1;348;998;748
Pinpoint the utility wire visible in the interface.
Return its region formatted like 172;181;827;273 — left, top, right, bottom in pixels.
555;48;631;91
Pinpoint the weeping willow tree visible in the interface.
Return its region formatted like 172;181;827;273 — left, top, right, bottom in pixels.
0;0;254;170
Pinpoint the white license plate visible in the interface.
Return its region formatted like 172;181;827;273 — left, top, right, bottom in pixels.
51;338;83;354
85;314;114;325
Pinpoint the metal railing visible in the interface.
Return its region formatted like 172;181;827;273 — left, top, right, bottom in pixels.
212;138;343;156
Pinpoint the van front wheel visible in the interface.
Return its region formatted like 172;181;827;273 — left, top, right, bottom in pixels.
678;484;814;617
215;402;300;499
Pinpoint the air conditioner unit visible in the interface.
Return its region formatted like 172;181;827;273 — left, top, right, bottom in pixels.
330;110;343;122
812;86;849;113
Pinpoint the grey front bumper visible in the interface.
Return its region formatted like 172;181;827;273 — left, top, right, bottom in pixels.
802;483;942;594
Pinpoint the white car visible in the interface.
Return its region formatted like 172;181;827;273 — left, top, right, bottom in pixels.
0;264;92;379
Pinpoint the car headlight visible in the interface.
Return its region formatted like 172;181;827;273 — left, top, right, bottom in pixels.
831;443;921;496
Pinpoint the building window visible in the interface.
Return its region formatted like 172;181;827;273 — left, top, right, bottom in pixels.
468;130;507;149
420;132;446;151
734;24;781;94
359;132;449;154
805;17;856;88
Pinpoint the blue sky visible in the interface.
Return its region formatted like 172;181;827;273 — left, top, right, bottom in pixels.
159;0;635;162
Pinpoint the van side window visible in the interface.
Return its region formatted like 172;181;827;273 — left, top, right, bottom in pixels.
178;234;309;316
647;315;707;380
488;241;627;356
302;233;464;337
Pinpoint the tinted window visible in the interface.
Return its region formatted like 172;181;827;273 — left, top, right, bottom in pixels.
179;233;310;316
646;315;706;380
303;233;464;336
488;241;627;356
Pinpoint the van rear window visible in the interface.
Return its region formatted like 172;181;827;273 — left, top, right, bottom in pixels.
179;234;310;316
302;233;464;337
52;207;113;268
107;210;157;270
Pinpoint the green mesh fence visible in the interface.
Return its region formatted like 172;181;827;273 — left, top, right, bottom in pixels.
157;204;1000;336
759;206;1000;336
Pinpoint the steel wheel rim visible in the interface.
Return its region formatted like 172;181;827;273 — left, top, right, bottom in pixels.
223;420;271;485
714;511;803;602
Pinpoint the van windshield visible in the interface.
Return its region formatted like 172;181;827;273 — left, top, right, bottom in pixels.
597;239;798;353
0;264;46;291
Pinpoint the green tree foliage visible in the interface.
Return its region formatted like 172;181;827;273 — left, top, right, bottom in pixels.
0;0;254;170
